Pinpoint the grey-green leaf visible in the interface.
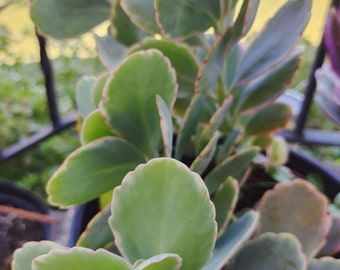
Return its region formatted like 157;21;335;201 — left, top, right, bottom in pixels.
76;76;98;119
156;96;173;158
225;233;306;270
134;254;182;270
30;0;111;39
47;137;146;207
12;241;66;270
109;158;217;270
32;248;132;270
101;49;177;158
76;205;114;250
203;211;258;270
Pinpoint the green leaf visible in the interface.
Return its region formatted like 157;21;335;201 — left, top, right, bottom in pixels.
76;76;98;119
231;0;260;41
30;0;111;39
12;241;66;270
198;96;232;150
101;50;177;158
308;257;340;270
203;211;258;270
111;2;147;46
232;0;312;86
109;158;217;270
156;96;173;158
244;103;292;137
76;205;113;249
134;254;182;270
93;74;110;107
190;131;220;175
129;38;198;99
95;33;126;72
258;180;331;257
120;0;159;33
195;27;234;94
47;137;146;207
216;128;241;164
33;248;132;270
205;146;260;194
235;48;301;114
212;177;239;235
81;110;116;145
155;0;220;38
175;94;204;160
318;216;340;256
225;233;306;270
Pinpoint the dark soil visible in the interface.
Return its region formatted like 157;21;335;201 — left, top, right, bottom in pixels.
0;210;44;270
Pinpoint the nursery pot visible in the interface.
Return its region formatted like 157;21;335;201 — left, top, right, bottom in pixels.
68;149;340;246
0;180;52;268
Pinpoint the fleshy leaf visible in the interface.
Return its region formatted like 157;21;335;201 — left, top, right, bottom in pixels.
109;158;217;270
205;146;260;194
101;49;177;158
195;27;234;94
216;128;241;164
318;216;340;256
244;103;292;137
175;94;204;160
95;33;126;72
93;74;110;108
203;211;259;270
155;0;220;38
120;0;159;33
111;2;147;46
12;241;66;270
76;76;98;119
47;137;146;207
232;0;311;86
134;254;182;270
129;38;198;99
32;248;132;270
225;233;306;270
307;257;340;270
190;131;220;175
81;110;116;145
212;177;239;235
76;205;113;250
156;96;173;158
235;48;301;114
258;180;331;257
30;0;110;39
198;96;232;150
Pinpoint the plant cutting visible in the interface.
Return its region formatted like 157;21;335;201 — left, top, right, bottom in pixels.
11;0;340;269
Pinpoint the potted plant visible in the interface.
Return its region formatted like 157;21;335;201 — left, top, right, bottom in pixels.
0;180;54;269
11;0;340;269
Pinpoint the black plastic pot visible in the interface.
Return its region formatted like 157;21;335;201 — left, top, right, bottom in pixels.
0;180;52;239
68;149;340;246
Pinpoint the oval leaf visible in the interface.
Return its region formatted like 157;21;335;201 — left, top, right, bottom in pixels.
109;158;217;270
226;233;306;270
101;49;177;158
308;257;340;270
155;0;220;38
32;248;131;270
203;211;259;270
47;137;146;207
244;102;292;137
30;0;110;39
76;76;98;119
258;180;332;257
81;110;116;145
12;241;66;270
76;205;114;250
120;0;159;33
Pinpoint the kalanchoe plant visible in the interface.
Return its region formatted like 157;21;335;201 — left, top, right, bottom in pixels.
12;0;340;269
315;6;340;125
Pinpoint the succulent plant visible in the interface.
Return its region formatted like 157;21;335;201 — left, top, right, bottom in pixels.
11;0;340;269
